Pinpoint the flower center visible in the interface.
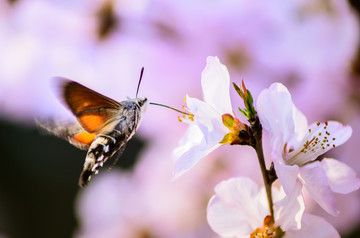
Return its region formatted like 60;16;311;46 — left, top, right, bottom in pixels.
284;121;336;166
250;216;285;238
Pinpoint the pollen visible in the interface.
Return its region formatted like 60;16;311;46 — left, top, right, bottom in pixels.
177;113;194;123
286;121;338;166
301;123;335;152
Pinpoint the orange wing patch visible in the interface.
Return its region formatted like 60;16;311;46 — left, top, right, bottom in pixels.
78;114;108;133
73;131;96;147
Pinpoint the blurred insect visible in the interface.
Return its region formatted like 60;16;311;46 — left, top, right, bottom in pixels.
38;68;148;187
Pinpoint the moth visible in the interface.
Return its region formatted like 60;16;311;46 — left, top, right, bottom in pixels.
39;69;148;187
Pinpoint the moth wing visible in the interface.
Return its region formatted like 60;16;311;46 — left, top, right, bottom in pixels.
37;119;96;150
57;78;124;133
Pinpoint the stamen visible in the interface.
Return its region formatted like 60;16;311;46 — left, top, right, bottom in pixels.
150;102;194;123
285;121;338;166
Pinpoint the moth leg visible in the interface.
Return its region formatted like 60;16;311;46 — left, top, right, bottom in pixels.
108;144;126;171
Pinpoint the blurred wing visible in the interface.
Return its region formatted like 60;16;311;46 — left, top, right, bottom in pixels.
58;78;123;133
37;119;96;150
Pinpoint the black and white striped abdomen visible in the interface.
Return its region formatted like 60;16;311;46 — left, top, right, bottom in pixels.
78;130;126;187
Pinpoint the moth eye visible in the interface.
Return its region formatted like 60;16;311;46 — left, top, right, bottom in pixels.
138;98;148;107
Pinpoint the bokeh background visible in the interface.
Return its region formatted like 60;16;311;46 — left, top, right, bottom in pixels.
0;0;360;237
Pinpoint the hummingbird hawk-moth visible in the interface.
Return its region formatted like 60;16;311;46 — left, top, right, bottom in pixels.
38;69;148;187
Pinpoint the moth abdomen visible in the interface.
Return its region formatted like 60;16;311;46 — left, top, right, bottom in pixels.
78;131;126;187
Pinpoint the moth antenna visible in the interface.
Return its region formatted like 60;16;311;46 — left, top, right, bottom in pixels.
136;67;145;98
149;102;192;116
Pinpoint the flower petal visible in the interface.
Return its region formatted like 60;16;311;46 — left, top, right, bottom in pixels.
274;182;304;231
173;124;221;179
299;162;339;216
173;124;203;159
201;56;233;115
285;214;340;238
207;177;263;237
275;162;301;195
207;196;252;238
321;158;360;194
257;83;296;149
186;95;229;145
289;105;308;146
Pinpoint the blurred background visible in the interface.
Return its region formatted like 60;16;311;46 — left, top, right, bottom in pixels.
0;0;360;237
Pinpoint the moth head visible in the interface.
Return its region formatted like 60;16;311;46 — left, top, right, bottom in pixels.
136;97;149;112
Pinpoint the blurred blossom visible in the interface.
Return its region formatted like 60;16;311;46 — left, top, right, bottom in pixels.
257;82;360;216
207;177;340;238
76;141;218;238
0;0;357;123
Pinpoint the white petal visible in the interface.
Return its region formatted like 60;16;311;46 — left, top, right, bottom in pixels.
207;196;252;238
257;83;296;147
275;162;301;195
207;178;264;237
321;158;360;194
173;124;221;179
299;162;339;216
214;178;260;212
201;56;233;115
186;95;229;145
274;182;304;231
173;124;203;159
285;214;340;238
289;105;308;146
